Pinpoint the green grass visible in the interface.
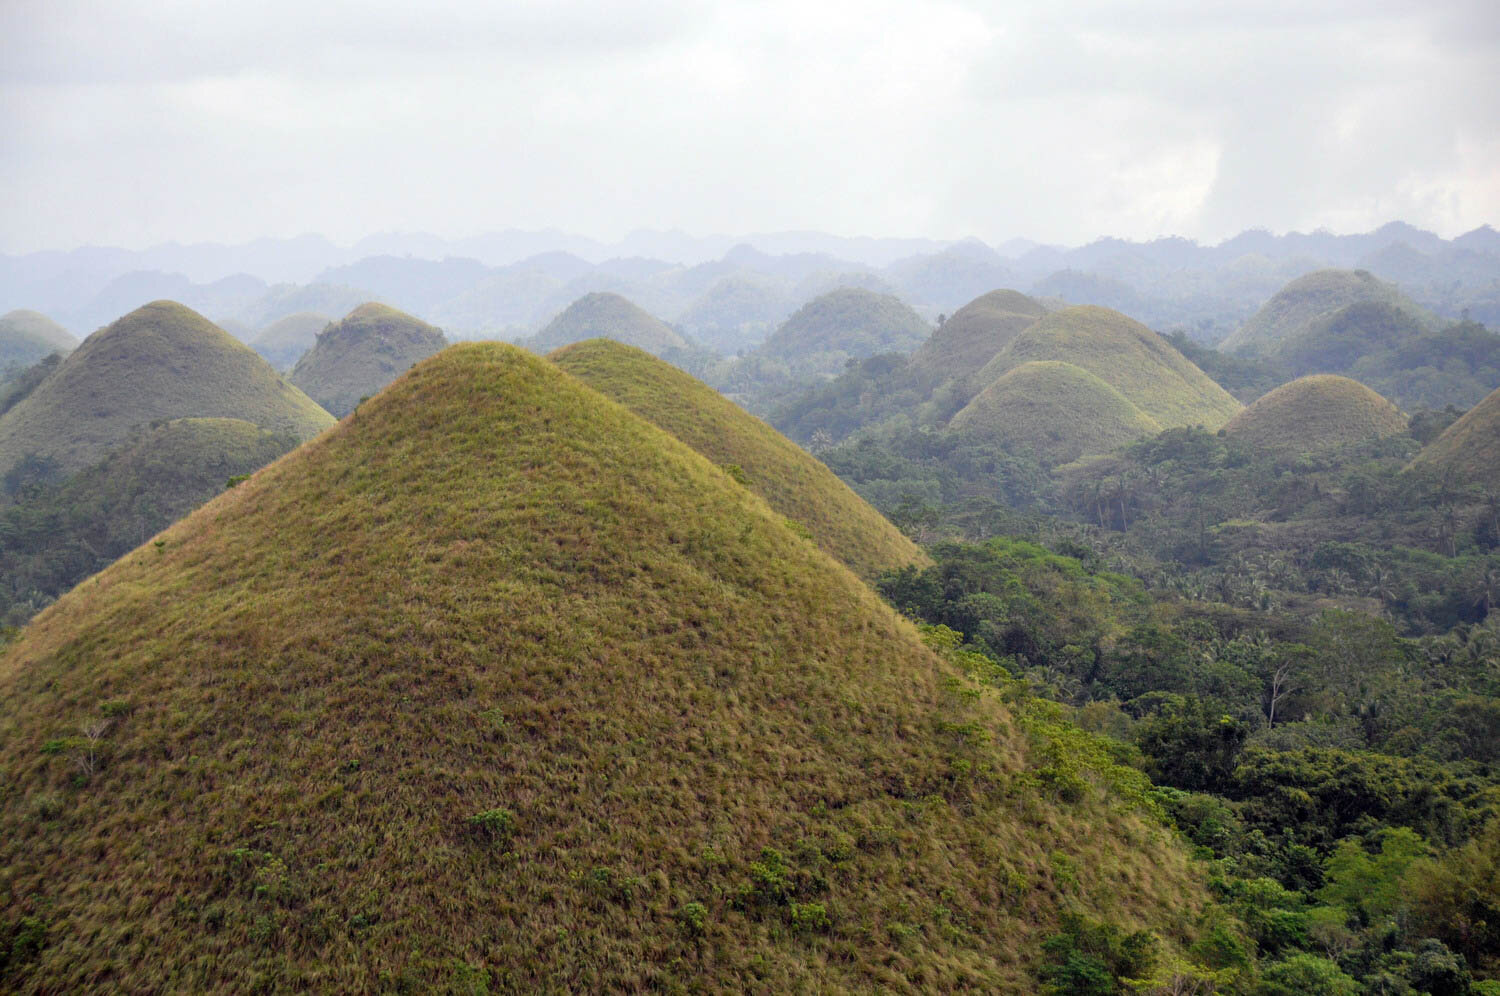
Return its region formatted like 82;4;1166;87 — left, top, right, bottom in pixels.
250;312;332;371
907;289;1047;391
550;338;928;579
1411;383;1500;488
950;360;1163;465
528;292;688;356
973;305;1243;430
0;311;76;371
0;301;334;482
0;342;1211;992
1221;269;1437;355
1223;374;1408;457
289;303;446;417
757;287;930;371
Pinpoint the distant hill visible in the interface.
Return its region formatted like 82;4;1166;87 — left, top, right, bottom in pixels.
214;316;256;342
550;338;927;579
972;305;1243;430
0;300;333;486
906;289;1048;390
289;303;446;417
0;310;76;370
754;287;929;377
250;311;332;371
1410;383;1500;488
529;291;688;356
950;360;1163;464
0;342;1208;991
1223;375;1408;458
1221;268;1436;354
675;273;789;354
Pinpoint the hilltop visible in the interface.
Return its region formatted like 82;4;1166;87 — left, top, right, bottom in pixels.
250;311;331;371
0;311;76;371
549;338;926;579
1221;268;1436;354
1223;374;1408;458
289;303;446;417
0;301;333;484
950;360;1163;465
1410;383;1500;488
754;287;929;376
0;343;1209;992
973;305;1242;429
905;289;1048;390
528;291;688;356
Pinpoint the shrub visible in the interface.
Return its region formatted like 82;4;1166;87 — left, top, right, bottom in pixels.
790;902;831;933
676;902;707;937
465;808;516;842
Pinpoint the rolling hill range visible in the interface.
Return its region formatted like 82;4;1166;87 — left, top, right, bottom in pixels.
905;289;1048;390
950;360;1163;465
753;287;930;377
289;303;446;417
250;311;331;371
549;338;927;579
0;343;1210;992
1410;382;1500;488
1222;374;1408;458
0;301;333;485
1221;268;1437;354
528;291;688;356
971;305;1243;430
0;310;76;370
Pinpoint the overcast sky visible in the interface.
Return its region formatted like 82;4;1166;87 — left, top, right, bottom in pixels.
2;0;1496;253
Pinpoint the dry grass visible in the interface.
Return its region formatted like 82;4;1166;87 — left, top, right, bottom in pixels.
1224;374;1408;457
1;343;1209;992
289;303;446;417
906;289;1047;392
1221;268;1435;354
1411;382;1500;488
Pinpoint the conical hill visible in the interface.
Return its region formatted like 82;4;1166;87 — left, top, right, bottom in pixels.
906;289;1047;389
951;360;1163;464
0;343;1207;992
0;310;76;369
0;301;333;481
756;287;929;374
289;302;446;417
251;312;331;371
1410;383;1500;488
530;291;688;356
549;338;927;578
973;305;1242;429
1221;268;1436;354
1223;375;1407;457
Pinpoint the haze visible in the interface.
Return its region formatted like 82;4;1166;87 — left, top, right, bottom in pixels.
2;0;1497;252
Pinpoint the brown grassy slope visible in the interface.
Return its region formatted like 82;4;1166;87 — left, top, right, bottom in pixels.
1220;268;1437;354
250;311;332;371
550;338;928;579
529;291;688;355
289;302;446;417
0;301;334;480
906;289;1048;390
1223;374;1408;457
1410;383;1500;488
0;343;1208;993
951;360;1163;465
0;311;76;370
974;305;1243;430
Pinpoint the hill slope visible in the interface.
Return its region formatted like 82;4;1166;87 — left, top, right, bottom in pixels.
289;303;446;417
906;289;1048;389
529;291;688;356
0;310;76;370
550;338;927;579
973;305;1243;429
0;343;1207;992
1223;374;1408;457
1410;383;1500;488
756;287;930;373
250;311;331;371
0;301;333;483
951;360;1163;464
1221;268;1436;354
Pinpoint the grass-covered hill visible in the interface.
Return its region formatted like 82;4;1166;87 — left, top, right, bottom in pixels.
0;301;333;485
755;287;930;375
1410;382;1500;488
905;289;1048;390
0;343;1211;992
1221;268;1436;354
250;312;331;371
950;360;1163;465
549;338;927;579
289;303;446;417
0;417;300;625
1222;374;1408;458
0;311;76;371
973;305;1243;430
528;291;688;356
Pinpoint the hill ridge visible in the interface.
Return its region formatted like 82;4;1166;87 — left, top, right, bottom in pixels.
289;302;447;416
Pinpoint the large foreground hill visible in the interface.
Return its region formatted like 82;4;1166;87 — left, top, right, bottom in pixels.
0;343;1206;992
